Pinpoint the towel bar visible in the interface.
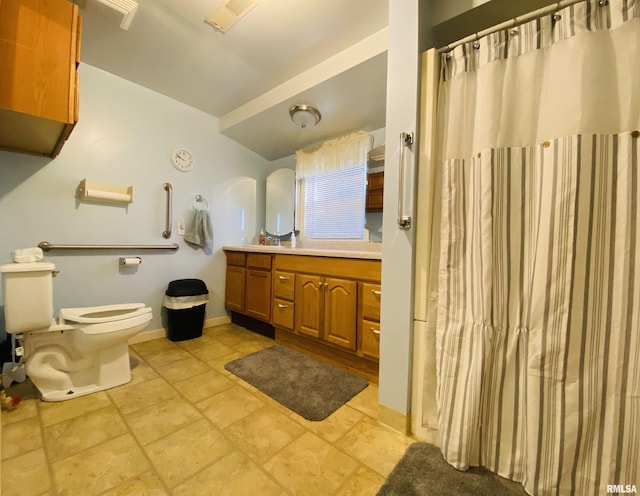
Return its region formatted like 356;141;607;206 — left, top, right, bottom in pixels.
38;241;179;252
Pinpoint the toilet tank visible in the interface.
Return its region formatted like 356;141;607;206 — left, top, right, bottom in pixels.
0;262;55;333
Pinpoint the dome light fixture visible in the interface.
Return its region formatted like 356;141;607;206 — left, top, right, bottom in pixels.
289;104;321;129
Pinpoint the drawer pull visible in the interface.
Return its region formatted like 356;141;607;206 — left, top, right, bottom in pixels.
277;303;289;309
370;328;381;335
371;290;381;296
278;275;290;281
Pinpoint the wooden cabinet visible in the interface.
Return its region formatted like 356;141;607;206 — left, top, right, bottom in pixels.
225;252;246;312
244;254;272;322
358;282;381;359
294;275;357;350
275;254;381;382
224;251;272;323
0;0;81;157
273;270;295;330
295;274;323;338
224;249;381;382
366;171;384;211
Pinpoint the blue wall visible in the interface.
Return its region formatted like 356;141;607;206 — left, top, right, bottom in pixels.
0;64;275;337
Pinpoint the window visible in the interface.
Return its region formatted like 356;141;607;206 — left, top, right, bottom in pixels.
296;132;372;240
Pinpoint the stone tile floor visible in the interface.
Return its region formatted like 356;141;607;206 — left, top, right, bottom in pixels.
1;323;415;495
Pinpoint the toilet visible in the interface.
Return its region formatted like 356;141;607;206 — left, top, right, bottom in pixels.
0;261;152;401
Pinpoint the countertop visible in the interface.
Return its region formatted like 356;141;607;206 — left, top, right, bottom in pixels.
222;244;382;260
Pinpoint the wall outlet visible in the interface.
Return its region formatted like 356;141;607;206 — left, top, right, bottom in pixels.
177;222;185;236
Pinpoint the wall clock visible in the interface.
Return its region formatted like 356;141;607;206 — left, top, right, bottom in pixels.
170;148;193;172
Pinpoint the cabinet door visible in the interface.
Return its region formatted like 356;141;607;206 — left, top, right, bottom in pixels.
244;268;272;322
324;278;357;350
295;274;323;339
225;265;245;312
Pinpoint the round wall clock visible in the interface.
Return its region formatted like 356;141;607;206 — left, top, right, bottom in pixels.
170;148;193;172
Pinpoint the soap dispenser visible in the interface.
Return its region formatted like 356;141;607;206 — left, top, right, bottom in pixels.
259;229;266;245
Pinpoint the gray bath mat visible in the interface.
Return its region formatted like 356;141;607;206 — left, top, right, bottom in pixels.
377;442;528;496
224;345;368;421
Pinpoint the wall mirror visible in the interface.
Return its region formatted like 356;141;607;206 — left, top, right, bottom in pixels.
265;168;295;236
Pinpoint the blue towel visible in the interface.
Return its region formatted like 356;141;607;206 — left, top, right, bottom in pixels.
185;209;213;248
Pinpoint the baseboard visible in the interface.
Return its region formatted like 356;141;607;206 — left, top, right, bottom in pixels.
129;315;231;345
205;315;231;328
378;403;411;435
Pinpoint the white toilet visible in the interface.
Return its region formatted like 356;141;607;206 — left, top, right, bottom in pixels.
0;261;152;401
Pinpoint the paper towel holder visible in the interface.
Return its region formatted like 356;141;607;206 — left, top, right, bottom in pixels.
78;179;134;205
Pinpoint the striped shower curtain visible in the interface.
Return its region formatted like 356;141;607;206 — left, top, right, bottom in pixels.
433;1;639;495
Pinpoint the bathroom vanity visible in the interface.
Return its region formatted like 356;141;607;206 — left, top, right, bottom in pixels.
223;246;381;382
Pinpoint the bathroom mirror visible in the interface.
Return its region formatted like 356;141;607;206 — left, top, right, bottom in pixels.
265;168;295;236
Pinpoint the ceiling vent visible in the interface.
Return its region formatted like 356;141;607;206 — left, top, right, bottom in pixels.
205;0;257;33
73;0;138;29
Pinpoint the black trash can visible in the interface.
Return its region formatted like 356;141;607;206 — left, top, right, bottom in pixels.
163;279;209;341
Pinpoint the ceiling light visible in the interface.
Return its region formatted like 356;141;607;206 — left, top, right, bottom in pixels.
289;104;321;129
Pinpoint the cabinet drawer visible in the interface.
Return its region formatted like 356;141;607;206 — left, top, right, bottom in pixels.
273;298;294;330
361;283;381;320
361;318;380;360
273;271;295;300
226;251;246;267
247;253;272;270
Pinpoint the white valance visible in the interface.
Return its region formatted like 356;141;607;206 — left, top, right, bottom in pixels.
295;131;373;178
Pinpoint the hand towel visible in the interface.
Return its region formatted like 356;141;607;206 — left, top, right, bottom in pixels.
185;209;213;249
11;247;44;263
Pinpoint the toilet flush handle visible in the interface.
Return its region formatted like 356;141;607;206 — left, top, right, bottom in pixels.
52;270;60;277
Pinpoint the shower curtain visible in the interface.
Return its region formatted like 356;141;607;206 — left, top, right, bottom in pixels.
432;1;639;495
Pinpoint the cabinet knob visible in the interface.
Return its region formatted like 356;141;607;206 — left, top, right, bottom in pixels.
277;303;289;309
279;275;289;281
370;328;381;335
371;290;381;296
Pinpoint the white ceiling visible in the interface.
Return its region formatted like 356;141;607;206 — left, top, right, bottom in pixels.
77;0;390;160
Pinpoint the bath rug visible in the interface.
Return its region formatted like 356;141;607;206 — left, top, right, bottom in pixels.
377;442;528;496
224;345;368;421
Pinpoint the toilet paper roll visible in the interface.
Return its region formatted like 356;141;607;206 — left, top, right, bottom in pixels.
119;257;142;266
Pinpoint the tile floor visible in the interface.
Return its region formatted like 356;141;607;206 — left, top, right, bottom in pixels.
1;323;415;496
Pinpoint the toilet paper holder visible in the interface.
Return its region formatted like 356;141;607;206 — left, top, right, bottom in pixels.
119;257;142;266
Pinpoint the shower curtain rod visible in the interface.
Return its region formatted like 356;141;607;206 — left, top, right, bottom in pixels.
437;0;596;53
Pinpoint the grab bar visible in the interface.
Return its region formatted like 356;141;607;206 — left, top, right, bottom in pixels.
163;182;172;239
398;131;414;229
38;241;179;252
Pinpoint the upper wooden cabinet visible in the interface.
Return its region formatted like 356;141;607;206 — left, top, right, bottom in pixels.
366;171;384;211
0;0;81;157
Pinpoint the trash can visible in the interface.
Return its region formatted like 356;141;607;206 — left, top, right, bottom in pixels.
163;279;209;341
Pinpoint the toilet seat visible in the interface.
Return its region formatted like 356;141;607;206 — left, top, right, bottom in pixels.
59;303;151;324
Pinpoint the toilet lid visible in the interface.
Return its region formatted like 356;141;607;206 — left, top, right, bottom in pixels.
59;303;151;323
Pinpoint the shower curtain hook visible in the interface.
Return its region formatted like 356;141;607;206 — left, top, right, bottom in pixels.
473;33;481;50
